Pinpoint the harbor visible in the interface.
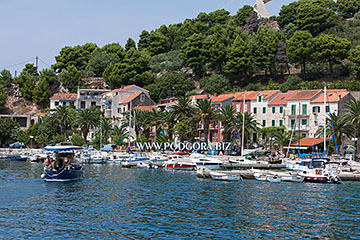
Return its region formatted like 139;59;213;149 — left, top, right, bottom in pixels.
1;158;360;239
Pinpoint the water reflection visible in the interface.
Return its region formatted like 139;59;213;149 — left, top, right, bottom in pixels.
0;161;359;239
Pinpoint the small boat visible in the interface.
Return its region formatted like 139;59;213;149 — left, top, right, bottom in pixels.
162;152;196;170
210;171;242;181
189;153;223;170
254;172;268;181
89;151;107;164
196;167;211;178
42;146;83;182
267;174;281;183
10;153;28;161
280;173;304;183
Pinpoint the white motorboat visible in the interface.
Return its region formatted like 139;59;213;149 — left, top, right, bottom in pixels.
254;172;268;181
210;171;242;181
189;153;223;170
267;174;281;183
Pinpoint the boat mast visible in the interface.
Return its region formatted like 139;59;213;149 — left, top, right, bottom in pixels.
324;85;327;154
100;113;102;150
241;94;245;156
128;101;132;148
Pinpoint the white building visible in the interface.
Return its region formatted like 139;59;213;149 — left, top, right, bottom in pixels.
49;93;77;109
77;89;110;110
102;85;155;119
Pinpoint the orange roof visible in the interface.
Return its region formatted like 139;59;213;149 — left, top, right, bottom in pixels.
268;91;297;106
288;89;322;101
50;93;77;100
120;92;142;104
290;137;324;147
189;94;211;100
311;89;349;103
111;84;138;92
245;90;279;100
210;94;234;102
157;101;178;106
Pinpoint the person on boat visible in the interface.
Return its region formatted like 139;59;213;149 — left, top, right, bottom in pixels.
45;155;53;170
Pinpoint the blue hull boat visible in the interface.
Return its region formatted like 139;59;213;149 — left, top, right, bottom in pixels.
11;157;27;161
42;145;84;182
43;168;82;182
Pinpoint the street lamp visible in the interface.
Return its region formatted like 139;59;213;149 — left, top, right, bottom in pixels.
269;136;275;151
352;137;358;158
30;136;34;149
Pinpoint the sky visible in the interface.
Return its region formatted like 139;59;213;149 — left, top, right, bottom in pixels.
0;0;295;75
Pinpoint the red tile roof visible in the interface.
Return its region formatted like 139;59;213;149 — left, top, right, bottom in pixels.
268;91;297;106
245;90;279;100
189;94;212;100
120;92;142;104
287;89;322;101
50;93;77;100
311;89;349;103
111;84;138;92
210;94;234;102
290;137;324;147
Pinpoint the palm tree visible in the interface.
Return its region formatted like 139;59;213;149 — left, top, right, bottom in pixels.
149;108;166;141
274;131;292;153
217;105;236;142
53;105;74;137
112;125;128;147
170;96;195;119
74;106;101;143
316;112;353;153
345;99;360;153
196;99;217;143
235;112;259;147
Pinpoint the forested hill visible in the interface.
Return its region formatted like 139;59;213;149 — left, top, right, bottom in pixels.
1;0;360;111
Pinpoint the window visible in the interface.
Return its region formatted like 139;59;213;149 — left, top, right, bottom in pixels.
279;120;283;126
302;119;307;126
91;101;96;106
253;107;257;114
313;106;320;113
280;106;283;113
302;134;307;138
70;102;74;106
244;104;248;112
258;95;262;102
54;101;59;106
262;120;266;127
272;107;276;113
118;108;121;113
291;119;296;129
263;107;266;114
140;94;145;103
302;104;307;115
80;101;86;109
326;106;330;112
272;120;275;126
291;105;296;115
236;104;240;113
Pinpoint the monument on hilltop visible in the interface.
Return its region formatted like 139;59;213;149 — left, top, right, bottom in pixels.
254;0;272;18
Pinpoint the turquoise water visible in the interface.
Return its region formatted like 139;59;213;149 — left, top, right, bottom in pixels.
0;161;360;239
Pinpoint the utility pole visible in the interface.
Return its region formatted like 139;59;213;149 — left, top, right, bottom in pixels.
35;56;39;71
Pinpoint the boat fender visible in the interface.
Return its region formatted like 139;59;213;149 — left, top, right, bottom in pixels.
41;173;45;178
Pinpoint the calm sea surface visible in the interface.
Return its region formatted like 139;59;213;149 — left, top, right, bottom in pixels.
0;161;360;239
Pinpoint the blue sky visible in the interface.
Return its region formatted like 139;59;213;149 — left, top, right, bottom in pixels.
0;0;294;75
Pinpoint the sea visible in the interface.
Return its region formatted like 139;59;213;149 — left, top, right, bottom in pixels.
0;160;359;239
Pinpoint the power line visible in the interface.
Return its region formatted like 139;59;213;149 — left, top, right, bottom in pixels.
38;57;52;68
0;58;36;70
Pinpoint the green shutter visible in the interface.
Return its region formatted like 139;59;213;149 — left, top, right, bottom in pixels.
280;106;283;113
272;107;275;113
272;120;275;126
302;104;307;115
279;120;283;126
263;107;266;113
291;105;296;115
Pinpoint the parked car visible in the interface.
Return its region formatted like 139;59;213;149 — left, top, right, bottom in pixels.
9;142;25;148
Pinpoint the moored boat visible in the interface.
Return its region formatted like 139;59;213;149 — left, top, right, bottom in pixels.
42;146;83;182
210;171;242;181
